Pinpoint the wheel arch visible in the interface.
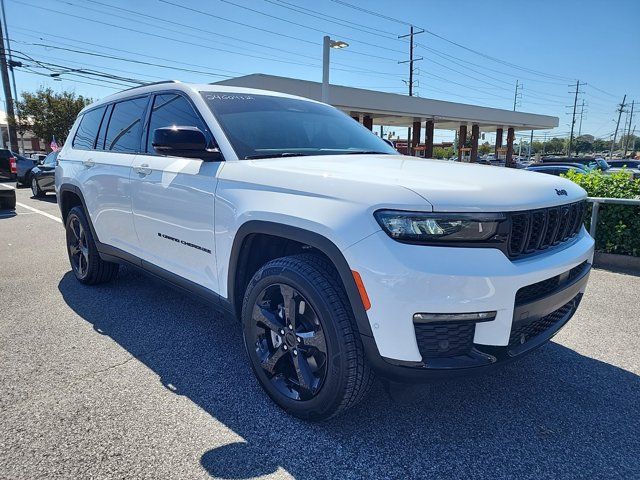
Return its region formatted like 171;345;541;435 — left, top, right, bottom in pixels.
58;184;101;243
228;221;373;338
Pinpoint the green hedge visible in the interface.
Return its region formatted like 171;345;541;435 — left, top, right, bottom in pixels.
563;169;640;257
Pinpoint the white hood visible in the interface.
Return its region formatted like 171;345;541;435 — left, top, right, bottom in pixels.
249;154;587;212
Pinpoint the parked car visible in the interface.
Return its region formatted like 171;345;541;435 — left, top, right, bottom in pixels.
606;160;640;179
30;151;58;197
56;82;594;420
0;148;17;181
15;152;39;188
541;156;610;171
526;164;590;176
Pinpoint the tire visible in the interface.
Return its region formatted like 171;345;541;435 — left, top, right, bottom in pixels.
15;176;24;188
241;253;374;420
65;206;119;285
31;177;44;198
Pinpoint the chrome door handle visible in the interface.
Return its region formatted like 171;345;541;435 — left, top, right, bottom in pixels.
83;159;95;168
135;164;152;176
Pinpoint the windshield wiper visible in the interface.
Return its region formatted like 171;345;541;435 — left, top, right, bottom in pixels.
341;150;391;155
244;152;310;159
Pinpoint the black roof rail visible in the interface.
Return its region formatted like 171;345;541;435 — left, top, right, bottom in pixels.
118;80;180;93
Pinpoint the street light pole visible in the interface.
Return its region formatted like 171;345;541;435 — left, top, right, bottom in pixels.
322;36;330;104
321;36;348;104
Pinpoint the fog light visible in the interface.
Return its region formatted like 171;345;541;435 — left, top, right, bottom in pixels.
413;311;496;323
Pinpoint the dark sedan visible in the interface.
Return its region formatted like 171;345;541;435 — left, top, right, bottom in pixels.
15;153;40;188
30;151;58;197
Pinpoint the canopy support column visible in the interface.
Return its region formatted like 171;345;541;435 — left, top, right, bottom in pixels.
363;115;373;130
425;120;434;158
412;120;421;152
457;124;467;162
495;127;503;158
470;124;479;163
506;127;515;168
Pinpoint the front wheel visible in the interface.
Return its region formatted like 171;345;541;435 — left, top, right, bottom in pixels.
241;254;374;420
65;206;119;285
31;177;44;198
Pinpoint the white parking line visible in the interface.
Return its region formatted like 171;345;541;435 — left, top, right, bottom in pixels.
15;202;62;223
0;183;62;223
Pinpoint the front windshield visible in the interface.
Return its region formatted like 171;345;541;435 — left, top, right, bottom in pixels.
594;158;610;170
200;92;397;159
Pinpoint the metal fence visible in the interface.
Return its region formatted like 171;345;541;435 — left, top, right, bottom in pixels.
586;196;640;238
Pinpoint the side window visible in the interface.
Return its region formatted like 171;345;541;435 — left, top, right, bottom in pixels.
146;94;208;153
72;106;106;150
104;97;148;153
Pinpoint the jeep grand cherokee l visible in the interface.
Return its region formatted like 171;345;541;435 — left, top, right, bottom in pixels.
56;82;594;420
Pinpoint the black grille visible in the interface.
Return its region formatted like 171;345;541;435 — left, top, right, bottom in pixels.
515;261;589;305
414;322;475;359
507;201;586;258
509;294;582;348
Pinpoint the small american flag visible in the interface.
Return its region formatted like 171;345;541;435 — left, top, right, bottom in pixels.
50;136;60;152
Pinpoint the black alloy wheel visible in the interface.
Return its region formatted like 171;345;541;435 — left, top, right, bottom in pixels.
64;206;119;285
242;254;374;420
251;282;328;401
67;215;89;280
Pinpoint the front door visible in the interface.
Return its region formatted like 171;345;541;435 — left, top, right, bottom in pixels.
130;92;222;294
37;151;58;190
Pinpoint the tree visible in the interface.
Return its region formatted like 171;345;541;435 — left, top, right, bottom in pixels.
574;135;594;154
17;88;91;145
479;142;492;155
545;137;566;154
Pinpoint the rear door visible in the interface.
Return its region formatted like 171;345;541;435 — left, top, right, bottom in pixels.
84;96;149;253
130;91;222;292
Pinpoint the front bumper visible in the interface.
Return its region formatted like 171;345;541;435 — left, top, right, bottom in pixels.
344;227;594;380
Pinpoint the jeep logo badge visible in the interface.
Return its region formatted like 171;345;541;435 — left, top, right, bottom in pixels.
555;189;568;196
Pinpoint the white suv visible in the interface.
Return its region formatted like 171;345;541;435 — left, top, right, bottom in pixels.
56;81;594;420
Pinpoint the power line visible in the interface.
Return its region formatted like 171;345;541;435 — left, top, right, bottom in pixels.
330;0;575;82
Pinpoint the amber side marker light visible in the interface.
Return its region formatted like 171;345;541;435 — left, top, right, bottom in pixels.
351;270;371;311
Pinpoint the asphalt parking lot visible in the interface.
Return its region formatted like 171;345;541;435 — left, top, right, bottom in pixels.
0;180;639;479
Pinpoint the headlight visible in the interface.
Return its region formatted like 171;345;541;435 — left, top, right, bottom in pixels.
374;210;506;243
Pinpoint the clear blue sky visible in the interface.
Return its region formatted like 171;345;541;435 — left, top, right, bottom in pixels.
4;0;639;142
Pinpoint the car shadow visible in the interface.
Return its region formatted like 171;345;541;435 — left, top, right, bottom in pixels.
58;266;640;479
30;194;57;203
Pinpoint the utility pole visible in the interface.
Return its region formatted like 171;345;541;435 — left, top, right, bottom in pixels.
623;100;634;157
513;80;522;111
0;0;21;152
577;99;586;137
0;18;18;152
610;95;627;159
567;80;585;157
399;25;423;155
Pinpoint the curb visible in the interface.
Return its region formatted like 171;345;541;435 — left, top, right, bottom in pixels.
593;252;640;276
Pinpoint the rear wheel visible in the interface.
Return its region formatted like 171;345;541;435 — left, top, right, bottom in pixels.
241;254;374;420
65;206;119;284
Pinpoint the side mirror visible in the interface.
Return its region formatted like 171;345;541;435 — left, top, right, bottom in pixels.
152;126;221;160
